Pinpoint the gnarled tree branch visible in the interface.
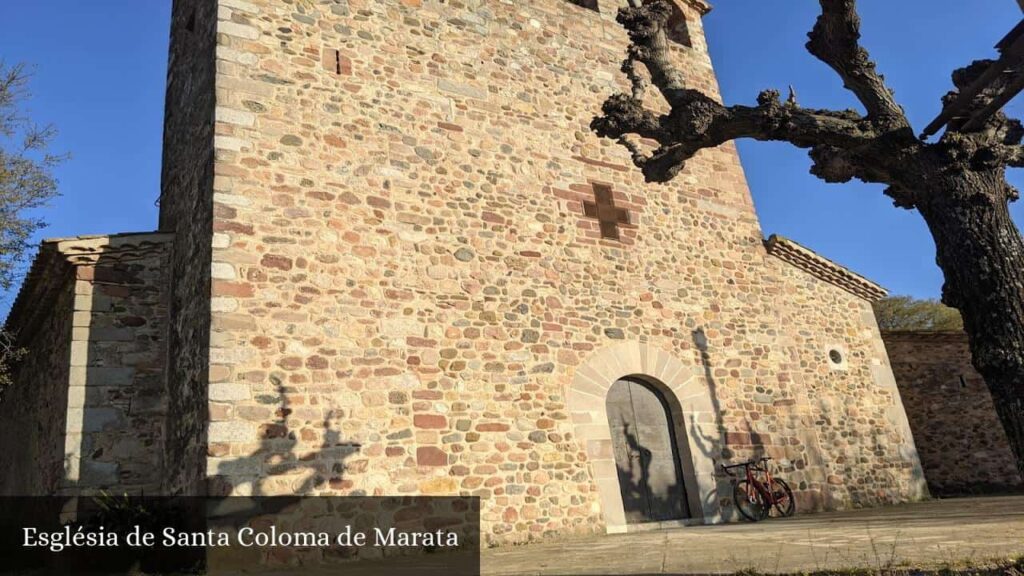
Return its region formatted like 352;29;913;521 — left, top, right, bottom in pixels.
617;0;688;107
1007;145;1024;168
593;94;673;146
939;60;1024;142
593;88;881;183
593;0;922;209
806;0;908;128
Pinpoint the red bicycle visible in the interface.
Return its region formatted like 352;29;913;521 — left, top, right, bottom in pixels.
723;457;795;521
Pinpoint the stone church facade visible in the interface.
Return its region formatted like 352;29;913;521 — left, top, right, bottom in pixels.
1;0;930;544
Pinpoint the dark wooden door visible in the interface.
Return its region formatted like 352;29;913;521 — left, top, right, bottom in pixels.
606;378;689;523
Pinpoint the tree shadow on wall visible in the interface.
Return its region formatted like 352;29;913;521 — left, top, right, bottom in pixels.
615;419;690;522
208;377;361;499
687;327;731;515
684;327;774;519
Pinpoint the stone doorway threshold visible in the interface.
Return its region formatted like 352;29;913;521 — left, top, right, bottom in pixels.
623;517;704;533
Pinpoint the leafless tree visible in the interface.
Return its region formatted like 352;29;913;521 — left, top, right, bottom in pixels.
592;0;1024;475
0;61;64;392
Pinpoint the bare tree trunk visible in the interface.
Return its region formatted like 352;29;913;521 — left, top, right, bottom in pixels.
917;172;1024;478
595;0;1024;477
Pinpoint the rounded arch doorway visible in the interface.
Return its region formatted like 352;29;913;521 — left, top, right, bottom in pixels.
606;377;690;523
567;341;723;532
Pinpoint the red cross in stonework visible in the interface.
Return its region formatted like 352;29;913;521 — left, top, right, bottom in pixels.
583;183;631;240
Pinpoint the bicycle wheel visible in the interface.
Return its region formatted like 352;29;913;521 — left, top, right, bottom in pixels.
768;478;795;517
733;480;767;522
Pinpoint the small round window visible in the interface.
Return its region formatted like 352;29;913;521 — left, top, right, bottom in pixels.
828;349;844;365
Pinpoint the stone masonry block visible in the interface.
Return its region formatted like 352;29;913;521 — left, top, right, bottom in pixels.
208;421;257;443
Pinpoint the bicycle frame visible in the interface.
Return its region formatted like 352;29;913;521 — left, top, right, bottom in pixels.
743;460;778;508
727;457;778;510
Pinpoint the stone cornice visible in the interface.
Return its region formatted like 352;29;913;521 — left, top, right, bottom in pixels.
5;232;173;343
50;232;174;266
764;234;887;302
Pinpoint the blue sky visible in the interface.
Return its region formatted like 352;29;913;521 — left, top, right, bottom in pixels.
705;1;1024;297
1;1;1021;308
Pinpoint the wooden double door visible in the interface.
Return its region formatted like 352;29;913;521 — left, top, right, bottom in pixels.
606;378;690;523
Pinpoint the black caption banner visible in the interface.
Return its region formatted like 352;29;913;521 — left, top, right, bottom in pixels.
0;496;480;575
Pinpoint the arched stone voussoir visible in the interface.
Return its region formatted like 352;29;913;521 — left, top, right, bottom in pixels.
568;341;722;532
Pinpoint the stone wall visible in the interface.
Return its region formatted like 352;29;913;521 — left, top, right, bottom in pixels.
766;243;927;510
158;0;219;495
0;249;75;496
189;0;926;544
0;233;172;496
883;331;1022;496
65;235;173;494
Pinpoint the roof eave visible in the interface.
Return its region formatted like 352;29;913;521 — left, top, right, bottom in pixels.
764;234;888;302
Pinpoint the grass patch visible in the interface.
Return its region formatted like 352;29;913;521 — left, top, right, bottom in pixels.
729;555;1024;576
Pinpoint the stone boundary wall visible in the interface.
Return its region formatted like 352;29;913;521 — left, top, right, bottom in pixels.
0;233;173;496
883;331;1022;495
0;246;75;495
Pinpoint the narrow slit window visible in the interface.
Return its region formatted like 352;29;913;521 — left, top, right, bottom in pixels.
323;48;343;75
185;10;196;33
667;6;692;47
958;374;968;388
568;0;599;12
320;48;353;76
